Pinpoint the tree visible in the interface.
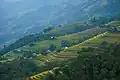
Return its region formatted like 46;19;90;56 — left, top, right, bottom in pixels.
100;41;108;46
49;44;56;51
3;45;6;48
58;24;62;27
57;73;69;80
61;40;69;48
111;27;118;32
43;73;56;80
40;49;48;55
28;42;36;47
43;27;54;33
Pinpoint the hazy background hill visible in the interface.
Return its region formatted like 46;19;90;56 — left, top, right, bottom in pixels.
0;0;120;46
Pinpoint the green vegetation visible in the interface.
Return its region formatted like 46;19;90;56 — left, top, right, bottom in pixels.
42;43;120;80
107;21;120;27
66;32;120;52
0;18;120;80
3;28;107;59
0;18;109;54
43;27;54;33
20;29;97;52
104;21;120;32
27;31;120;80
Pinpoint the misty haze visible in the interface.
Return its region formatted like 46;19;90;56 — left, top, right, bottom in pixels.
0;0;120;80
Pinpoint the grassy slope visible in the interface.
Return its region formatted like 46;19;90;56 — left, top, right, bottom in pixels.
46;22;89;36
67;32;120;51
3;28;107;59
21;28;107;51
0;21;94;54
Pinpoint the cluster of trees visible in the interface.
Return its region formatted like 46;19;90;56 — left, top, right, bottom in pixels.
43;27;54;33
0;33;52;54
61;40;70;48
0;56;6;60
110;27;120;32
0;55;68;80
0;58;39;80
49;44;57;51
43;43;120;80
105;24;120;32
0;26;56;54
89;16;110;27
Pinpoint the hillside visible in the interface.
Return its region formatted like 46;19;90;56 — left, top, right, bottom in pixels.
1;19;104;54
3;28;107;59
0;18;120;80
26;21;120;80
1;0;120;80
42;43;120;80
28;31;120;80
1;0;120;45
0;26;108;80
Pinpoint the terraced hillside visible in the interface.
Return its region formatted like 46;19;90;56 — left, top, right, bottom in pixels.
28;70;52;80
28;31;120;80
3;28;107;59
67;32;120;51
1;20;120;80
0;21;95;54
21;28;107;52
0;27;108;80
0;30;120;80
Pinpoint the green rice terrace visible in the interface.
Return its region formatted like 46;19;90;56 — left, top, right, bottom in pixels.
0;19;120;80
27;20;120;80
3;28;107;59
28;31;120;80
1;1;120;80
